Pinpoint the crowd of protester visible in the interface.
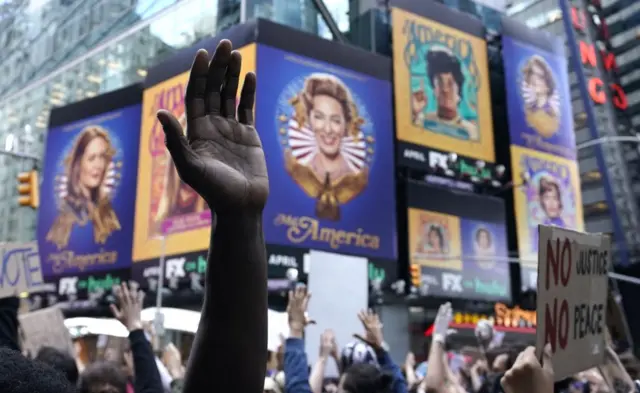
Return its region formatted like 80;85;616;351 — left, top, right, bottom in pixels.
0;40;638;393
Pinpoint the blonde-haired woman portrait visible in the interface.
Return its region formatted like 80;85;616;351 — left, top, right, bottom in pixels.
521;55;558;116
153;111;207;233
47;125;121;249
301;73;358;183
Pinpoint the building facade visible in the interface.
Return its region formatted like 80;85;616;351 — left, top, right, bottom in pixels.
508;0;640;264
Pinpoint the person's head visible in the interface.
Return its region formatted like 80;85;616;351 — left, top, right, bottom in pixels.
523;56;555;101
338;363;393;393
475;228;492;250
426;225;445;252
427;47;465;114
78;361;128;393
35;346;79;385
0;347;75;393
340;341;378;372
539;176;562;218
302;73;354;159
66;125;114;203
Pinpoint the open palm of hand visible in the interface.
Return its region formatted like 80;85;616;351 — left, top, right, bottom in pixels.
157;40;268;214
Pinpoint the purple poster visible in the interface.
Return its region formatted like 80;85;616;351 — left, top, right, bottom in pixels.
37;105;141;278
460;219;510;300
502;36;576;159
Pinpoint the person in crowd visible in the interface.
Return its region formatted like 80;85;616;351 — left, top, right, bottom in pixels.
35;346;79;385
0;296;76;393
156;38;268;393
283;285;407;393
108;282;164;393
309;329;340;393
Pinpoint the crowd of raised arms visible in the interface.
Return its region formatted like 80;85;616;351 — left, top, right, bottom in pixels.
0;40;635;393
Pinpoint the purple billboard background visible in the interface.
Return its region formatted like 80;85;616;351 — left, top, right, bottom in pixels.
502;36;576;159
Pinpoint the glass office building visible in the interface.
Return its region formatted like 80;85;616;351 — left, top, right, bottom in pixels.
508;0;640;262
0;0;351;243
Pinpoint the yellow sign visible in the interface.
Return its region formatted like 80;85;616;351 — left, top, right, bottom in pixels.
511;145;584;267
494;303;536;328
408;208;461;270
392;7;495;162
132;44;256;261
452;311;491;326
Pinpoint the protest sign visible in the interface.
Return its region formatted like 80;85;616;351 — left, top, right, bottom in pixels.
19;307;75;357
0;242;45;299
536;225;610;381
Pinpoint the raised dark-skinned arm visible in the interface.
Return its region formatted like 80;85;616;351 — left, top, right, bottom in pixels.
157;39;269;393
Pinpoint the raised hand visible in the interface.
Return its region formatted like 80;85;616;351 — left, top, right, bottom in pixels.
501;346;553;393
354;309;384;349
287;285;314;336
320;329;338;358
110;282;145;332
157;39;268;215
432;302;453;344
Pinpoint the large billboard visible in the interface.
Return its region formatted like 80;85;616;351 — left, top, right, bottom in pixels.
407;183;511;302
502;36;576;160
511;145;584;269
256;44;396;260
392;4;495;165
38;104;141;278
132;44;256;262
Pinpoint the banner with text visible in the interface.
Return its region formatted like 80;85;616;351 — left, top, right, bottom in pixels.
132;44;256;261
257;44;397;260
0;242;45;299
38;105;141;277
536;226;609;381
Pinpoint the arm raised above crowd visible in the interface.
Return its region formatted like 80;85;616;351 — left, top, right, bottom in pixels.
156;39;269;393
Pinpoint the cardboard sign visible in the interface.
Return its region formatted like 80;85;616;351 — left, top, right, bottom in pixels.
19;307;75;357
0;242;45;299
536;226;610;381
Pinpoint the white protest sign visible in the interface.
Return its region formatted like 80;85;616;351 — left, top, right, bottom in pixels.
0;242;46;299
536;226;610;381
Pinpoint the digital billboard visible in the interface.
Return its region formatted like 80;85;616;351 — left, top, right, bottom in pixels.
132;44;256;262
392;3;495;166
407;183;511;302
502;36;576;160
256;44;397;260
38;104;141;278
511;145;584;269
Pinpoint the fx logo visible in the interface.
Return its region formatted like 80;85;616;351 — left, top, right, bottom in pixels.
165;257;186;279
59;277;78;296
442;273;463;293
428;151;449;170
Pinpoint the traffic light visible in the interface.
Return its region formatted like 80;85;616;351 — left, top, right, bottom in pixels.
17;170;39;209
410;264;421;287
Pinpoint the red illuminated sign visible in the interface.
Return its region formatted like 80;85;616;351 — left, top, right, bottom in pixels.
571;1;628;111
